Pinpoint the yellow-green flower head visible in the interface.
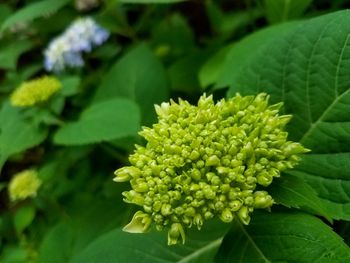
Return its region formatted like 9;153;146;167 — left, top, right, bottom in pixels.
114;93;309;245
9;170;42;202
10;76;61;107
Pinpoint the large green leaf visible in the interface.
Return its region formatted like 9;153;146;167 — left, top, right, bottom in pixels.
0;4;12;26
0;40;33;70
38;198;129;263
93;44;168;125
205;1;263;39
14;204;36;234
268;174;331;221
70;219;229;263
168;51;209;93
151;13;195;58
225;10;350;220
216;211;350;263
54;98;140;145
0;0;70;32
0;103;47;170
201;21;299;90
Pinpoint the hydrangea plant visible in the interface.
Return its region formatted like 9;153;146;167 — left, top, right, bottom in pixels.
8;170;42;202
2;1;350;262
44;17;109;72
114;93;309;245
10;76;61;107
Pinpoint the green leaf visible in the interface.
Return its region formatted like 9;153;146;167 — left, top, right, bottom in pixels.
199;44;234;89
90;43;121;60
212;21;300;89
216;211;350;263
226;10;350;220
38;198;129;263
38;221;75;263
0;0;70;32
0;4;12;25
151;13;195;58
54;98;140;145
264;0;313;24
0;103;47;170
59;76;81;97
168;51;208;93
93;44;168;125
70;219;229;263
14;204;35;234
0;40;33;70
38;147;90;198
268;174;331;222
205;1;262;37
119;0;186;3
0;246;28;263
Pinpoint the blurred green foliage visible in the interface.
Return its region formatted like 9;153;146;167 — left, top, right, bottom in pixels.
1;0;350;262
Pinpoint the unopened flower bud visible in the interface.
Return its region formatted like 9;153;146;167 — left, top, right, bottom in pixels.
123;211;152;233
238;206;250;225
254;191;274;208
114;93;308;245
114;167;141;182
168;223;186;245
206;155;220;166
193;214;203;230
220;208;234;223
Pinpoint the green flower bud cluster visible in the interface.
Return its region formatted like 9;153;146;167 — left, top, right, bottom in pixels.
9;169;42;202
114;93;309;245
10;76;61;107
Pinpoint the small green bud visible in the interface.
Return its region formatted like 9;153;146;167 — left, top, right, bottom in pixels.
190;184;200;192
211;176;221;185
217;166;230;174
133;182;149;193
122;190;144;206
182;216;192;226
206;155;220;166
123;211;152;233
244;196;254;206
161;204;172;216
206;172;215;181
185;207;196;217
190;169;202;181
175;207;184;215
228;190;239;200
220;209;234;223
203;188;216;199
257;172;273;186
238;206;250;225
254;191;274;209
189;151;200;160
215;201;225;211
196;160;205;168
153;201;162;212
193;214;203;230
114;167;141;182
229;200;242;211
204;211;214;220
220;184;230;193
154;214;164;224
